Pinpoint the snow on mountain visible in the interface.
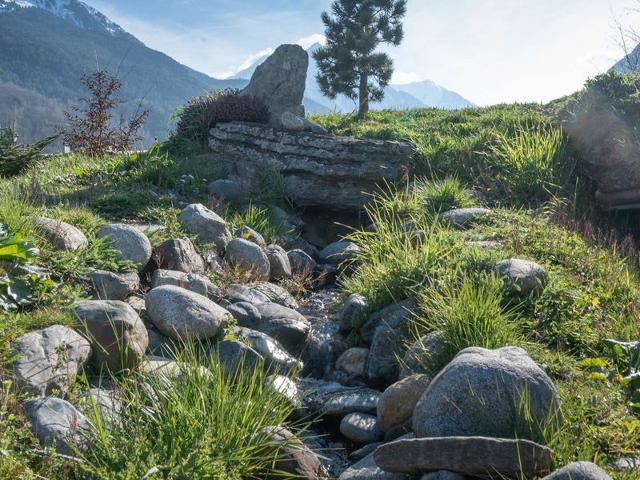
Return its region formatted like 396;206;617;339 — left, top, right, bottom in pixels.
0;0;126;36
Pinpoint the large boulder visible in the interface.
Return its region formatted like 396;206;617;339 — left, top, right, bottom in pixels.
12;325;91;395
339;294;369;333
24;397;90;454
151;269;221;300
251;282;299;309
208;178;244;203
377;374;431;433
319;241;361;266
339;451;411;480
35;216;87;251
254;303;310;355
74;300;148;372
412;347;560;440
225;283;272;305
237;328;303;373
215;339;264;375
542;462;612;480
153;238;205;273
178;203;231;251
240;44;308;130
90;269;139;301
374;436;553;478
287;249;317;277
224;238;271;281
146;285;231;340
97;224;152;270
265;244;292;280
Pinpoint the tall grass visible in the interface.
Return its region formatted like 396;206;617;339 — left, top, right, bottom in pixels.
79;347;304;480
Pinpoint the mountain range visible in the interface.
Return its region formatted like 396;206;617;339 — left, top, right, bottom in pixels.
0;0;475;147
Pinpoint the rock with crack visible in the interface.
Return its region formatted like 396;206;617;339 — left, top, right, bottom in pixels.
374;436;552;478
11;325;91;395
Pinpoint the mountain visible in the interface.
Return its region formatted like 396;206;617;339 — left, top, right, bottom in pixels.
0;0;243;145
231;42;474;113
612;42;640;73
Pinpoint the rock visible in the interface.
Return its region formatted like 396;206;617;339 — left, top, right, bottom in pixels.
383;419;412;442
543;462;612;480
314;263;338;288
215;339;264;375
361;299;416;344
340;412;383;445
265;244;292;280
90;269;139;301
288;249;317;277
269;205;305;233
420;472;466;480
237;328;303;373
35;216;88;251
323;389;381;417
265;374;302;409
251;282;299;309
236;225;266;247
259;426;328;479
151;269;221;300
224;238;271;281
80;387;122;425
74;300;148;372
146;285;231;341
441;208;491;228
207;178;243;203
225;283;271;305
336;347;369;377
281;110;306;130
209;122;412;211
24;397;90;454
378;374;431;433
399;332;443;379
412;347;560;440
496;258;548;296
11;325;91;395
178;203;231;250
240;44;308;130
349;442;384;463
610;457;640;471
254;303;310;355
153;238;205;273
339;294;369;333
288;238;320;259
97;223;152;270
227;302;262;327
374;436;552;478
319;241;360;266
146;328;178;358
338;451;411;480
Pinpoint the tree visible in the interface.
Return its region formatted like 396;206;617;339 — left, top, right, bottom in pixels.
59;70;149;156
314;0;407;118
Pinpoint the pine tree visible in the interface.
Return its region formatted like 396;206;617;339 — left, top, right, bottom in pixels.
314;0;407;118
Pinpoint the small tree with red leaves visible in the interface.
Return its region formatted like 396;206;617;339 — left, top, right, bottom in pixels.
60;70;149;156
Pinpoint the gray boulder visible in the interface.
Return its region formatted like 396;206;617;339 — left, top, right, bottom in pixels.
240;44;308;130
265;244;292;280
288;249;317;277
255;302;310;355
146;285;231;341
24;397;90;454
319;241;361;266
323;388;381;417
420;472;467;480
215;339;264;375
399;332;443;379
441;208;491;228
258;426;328;479
90;269;139;301
340;412;383;445
224;238;271;281
377;374;431;433
496;258;548;296
339;294;369;333
336;347;369;377
12;325;91;395
74;300;148;372
208;178;243;203
80;387;122;425
153;238;205;273
361;299;416;344
235;225;266;247
35;216;88;251
225;283;272;305
265;374;302;409
251;281;299;309
178;203;231;250
412;347;560;440
542;462;612;480
338;451;411;480
237;327;303;373
151;269;221;300
227;302;262;327
97;223;152;270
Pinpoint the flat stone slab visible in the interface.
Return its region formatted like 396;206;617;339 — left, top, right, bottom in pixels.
373;436;552;478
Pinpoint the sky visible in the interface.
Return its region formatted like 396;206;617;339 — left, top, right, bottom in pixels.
85;0;639;106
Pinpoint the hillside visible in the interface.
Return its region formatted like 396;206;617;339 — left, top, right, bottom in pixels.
0;0;243;145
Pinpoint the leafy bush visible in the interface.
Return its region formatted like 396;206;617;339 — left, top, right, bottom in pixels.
0;126;55;177
174;89;270;145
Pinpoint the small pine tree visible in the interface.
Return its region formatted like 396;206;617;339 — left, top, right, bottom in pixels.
59;70;149;156
314;0;407;118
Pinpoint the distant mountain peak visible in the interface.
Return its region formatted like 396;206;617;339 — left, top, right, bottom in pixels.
0;0;126;36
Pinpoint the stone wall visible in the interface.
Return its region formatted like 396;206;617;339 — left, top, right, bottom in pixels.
208;122;412;210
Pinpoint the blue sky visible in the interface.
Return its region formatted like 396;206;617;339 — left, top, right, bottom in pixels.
86;0;637;105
